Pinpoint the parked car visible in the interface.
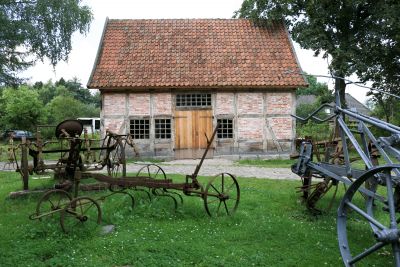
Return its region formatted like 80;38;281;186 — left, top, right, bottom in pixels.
1;130;34;141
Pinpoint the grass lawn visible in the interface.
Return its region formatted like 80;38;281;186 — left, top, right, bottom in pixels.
236;155;392;170
236;158;295;168
0;171;393;267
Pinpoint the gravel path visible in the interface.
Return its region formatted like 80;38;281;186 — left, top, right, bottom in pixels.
0;159;299;180
127;158;299;180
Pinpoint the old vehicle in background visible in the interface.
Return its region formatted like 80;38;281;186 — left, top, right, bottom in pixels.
2;130;34;142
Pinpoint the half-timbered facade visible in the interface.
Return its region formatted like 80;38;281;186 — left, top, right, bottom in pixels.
87;19;307;159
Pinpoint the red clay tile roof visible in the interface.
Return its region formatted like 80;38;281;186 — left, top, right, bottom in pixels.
87;19;307;90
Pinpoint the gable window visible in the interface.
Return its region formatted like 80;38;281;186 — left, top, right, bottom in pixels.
176;93;211;108
217;119;233;139
155;119;171;139
130;119;150;139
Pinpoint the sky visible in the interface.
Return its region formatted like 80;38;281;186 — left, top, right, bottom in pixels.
21;0;370;103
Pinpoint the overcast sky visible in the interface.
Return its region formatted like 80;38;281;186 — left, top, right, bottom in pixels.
21;0;370;103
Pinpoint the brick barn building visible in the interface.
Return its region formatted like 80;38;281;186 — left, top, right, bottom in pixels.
87;19;307;159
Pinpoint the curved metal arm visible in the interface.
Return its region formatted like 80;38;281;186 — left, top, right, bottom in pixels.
292;103;336;123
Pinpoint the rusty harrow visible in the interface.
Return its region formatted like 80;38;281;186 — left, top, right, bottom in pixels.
28;121;240;233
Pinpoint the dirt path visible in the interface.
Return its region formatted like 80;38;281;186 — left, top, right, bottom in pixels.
0;159;299;180
127;159;299;180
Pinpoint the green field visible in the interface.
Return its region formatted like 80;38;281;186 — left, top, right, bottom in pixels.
0;171;393;267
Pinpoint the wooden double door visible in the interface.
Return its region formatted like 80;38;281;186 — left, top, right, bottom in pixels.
174;109;213;159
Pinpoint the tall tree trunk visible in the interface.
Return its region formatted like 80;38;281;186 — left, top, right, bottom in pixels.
336;76;346;108
334;75;347;139
333;75;347;109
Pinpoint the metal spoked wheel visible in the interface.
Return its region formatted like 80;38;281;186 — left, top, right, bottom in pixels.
136;164;167;180
136;164;175;201
60;196;102;233
305;177;339;213
337;165;400;266
204;173;240;217
136;164;166;193
35;189;72;220
107;138;126;177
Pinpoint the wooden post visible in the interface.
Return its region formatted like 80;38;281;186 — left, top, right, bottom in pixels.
21;137;29;190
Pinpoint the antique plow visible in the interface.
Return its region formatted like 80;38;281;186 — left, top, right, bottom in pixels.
29;122;240;233
12;120;129;195
292;77;400;266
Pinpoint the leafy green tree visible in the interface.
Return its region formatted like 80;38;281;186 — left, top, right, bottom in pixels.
55;77;100;107
45;95;99;125
34;80;58;105
296;121;331;140
0;0;92;85
31;77;100;108
90;90;101;109
296;75;333;139
235;0;400;106
0;81;99;132
296;74;333;102
368;94;400;124
297;75;327;96
0;86;46;130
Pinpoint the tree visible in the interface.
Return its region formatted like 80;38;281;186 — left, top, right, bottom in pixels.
235;1;400;106
296;73;333;103
295;75;333;139
45;95;99;125
55;77;100;107
0;0;92;86
0;86;46;130
31;77;100;107
367;94;400;124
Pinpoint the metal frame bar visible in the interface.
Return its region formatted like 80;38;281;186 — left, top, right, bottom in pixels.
292;76;400;266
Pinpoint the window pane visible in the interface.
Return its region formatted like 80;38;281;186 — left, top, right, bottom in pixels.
155;118;171;139
217;119;233;139
130;119;150;139
175;93;211;108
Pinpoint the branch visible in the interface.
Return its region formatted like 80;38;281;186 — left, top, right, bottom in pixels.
0;0;36;5
285;70;400;100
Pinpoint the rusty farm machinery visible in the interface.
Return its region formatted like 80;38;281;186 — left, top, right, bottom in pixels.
20;120;239;233
7;74;400;265
292;76;400;266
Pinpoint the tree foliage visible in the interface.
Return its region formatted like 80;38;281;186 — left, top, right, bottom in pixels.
235;0;400;105
55;77;100;107
367;94;400;125
0;0;92;86
0;78;99;133
0;86;46;130
45;95;98;125
296;74;333;102
295;75;333;139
